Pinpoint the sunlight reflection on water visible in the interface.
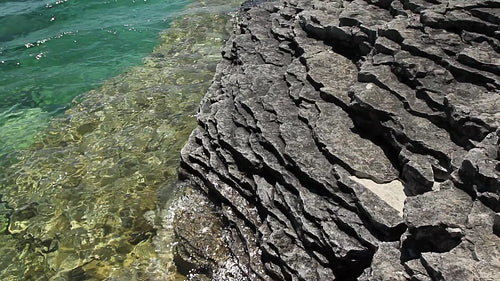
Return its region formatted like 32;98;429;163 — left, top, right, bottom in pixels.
0;0;242;280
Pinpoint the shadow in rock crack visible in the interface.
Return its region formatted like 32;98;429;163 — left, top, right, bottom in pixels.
400;226;464;262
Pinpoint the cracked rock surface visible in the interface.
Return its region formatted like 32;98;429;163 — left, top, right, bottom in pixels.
178;0;500;280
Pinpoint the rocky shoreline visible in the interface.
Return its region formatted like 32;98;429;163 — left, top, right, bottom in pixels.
175;0;500;280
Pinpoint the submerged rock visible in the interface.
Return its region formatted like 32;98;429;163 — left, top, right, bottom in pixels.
178;0;500;280
0;200;12;234
0;0;243;280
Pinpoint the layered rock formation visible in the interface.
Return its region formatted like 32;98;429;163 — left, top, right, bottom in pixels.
177;0;500;280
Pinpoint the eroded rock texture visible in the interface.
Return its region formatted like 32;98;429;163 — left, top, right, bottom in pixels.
178;0;500;280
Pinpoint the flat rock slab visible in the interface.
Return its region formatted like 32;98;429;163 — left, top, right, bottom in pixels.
349;176;406;217
404;185;473;229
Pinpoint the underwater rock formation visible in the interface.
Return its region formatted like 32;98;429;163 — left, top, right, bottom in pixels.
0;1;243;279
177;0;500;280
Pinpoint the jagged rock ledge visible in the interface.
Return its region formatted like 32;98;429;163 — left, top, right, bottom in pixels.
174;0;500;280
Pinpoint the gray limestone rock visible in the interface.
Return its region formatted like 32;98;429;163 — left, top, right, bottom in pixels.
359;242;409;281
456;131;500;211
176;0;500;280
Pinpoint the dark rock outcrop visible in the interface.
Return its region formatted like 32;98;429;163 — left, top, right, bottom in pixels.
177;0;500;280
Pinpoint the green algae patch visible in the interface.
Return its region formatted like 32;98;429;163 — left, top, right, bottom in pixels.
0;0;242;280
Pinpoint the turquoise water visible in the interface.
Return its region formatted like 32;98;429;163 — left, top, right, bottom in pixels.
0;0;241;279
0;0;189;156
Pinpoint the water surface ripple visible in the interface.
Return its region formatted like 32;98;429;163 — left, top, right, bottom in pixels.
0;0;241;279
0;0;189;156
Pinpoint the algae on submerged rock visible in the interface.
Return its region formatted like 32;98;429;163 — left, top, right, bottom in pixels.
0;0;242;280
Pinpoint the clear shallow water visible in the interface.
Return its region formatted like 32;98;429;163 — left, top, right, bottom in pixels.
0;0;242;280
0;0;189;156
